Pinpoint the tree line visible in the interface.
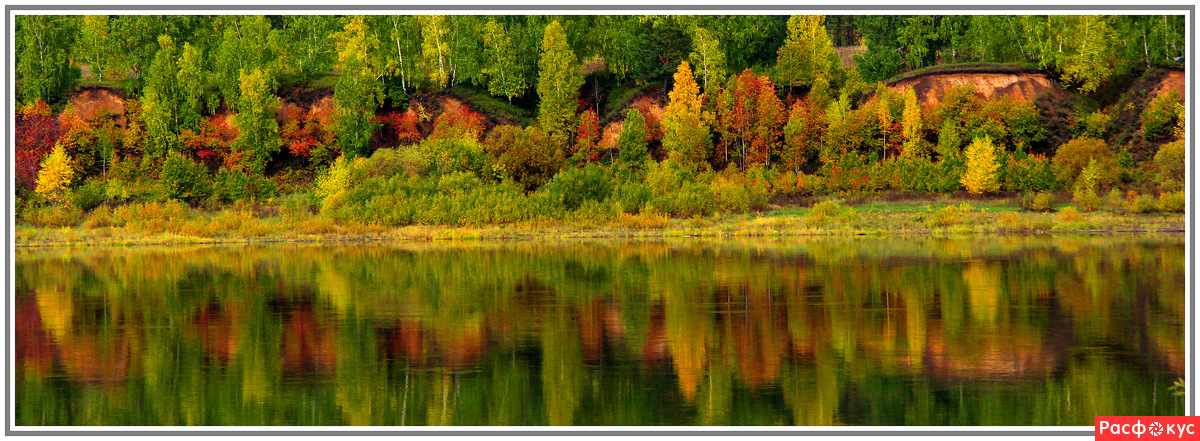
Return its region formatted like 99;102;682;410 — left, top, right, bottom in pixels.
14;14;1186;227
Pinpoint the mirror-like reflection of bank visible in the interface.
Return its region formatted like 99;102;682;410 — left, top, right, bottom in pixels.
15;236;1185;426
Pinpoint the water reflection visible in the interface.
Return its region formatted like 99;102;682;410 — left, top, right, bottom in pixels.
15;236;1185;426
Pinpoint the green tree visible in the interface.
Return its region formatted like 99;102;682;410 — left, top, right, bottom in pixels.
378;15;420;96
662;61;713;171
16;15;78;104
77;15;113;81
333;16;383;159
536;20;584;143
774;15;838;89
279;15;340;80
214;16;276;105
142;35;181;160
897;16;938;70
176;43;206;133
961;136;1001;195
482;19;526;102
618;109;650;168
419;15;451;90
232;69;281;174
688;27;727;94
1060;16;1119;93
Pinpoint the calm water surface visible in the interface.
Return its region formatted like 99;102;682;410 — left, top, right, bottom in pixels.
15;236;1185;425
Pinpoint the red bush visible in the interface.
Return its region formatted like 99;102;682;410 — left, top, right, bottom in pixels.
15;101;60;190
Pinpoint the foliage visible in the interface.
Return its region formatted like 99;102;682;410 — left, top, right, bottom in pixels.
536;21;584;142
961;137;1001;195
1152;140;1185;191
1021;192;1056;212
16;15;78;104
662;61;713;171
161;151;211;202
1052;137;1117;187
333;16;382;159
1072;158;1104;212
805;199;859;226
231;69;281;174
1077;108;1111;138
930;204;966;227
1001;153;1055;192
688;28;726;93
214;16;276;105
540;164;612;211
1142;91;1182;141
574;109;602;162
429;101;486;142
617;109;650;169
1158;190;1185;213
481;19;527;102
36;143;75;206
774;15;838;89
484;125;563;191
710;166;772;213
782;100;825;173
15;101;61;191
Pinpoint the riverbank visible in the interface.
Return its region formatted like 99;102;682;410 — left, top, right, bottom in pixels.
14;196;1185;247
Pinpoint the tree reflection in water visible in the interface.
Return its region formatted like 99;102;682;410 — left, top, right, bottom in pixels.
15;236;1185;425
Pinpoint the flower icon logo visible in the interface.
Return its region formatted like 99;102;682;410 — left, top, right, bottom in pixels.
1149;421;1164;436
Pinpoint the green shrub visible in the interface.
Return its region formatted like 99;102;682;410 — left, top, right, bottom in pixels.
929;204;969;227
1159;190;1185;213
437;171;484;195
651;180;715;218
161;152;211;202
1153;140;1185;191
1021;192;1055;212
210;169;277;203
710;167;772;213
81;205;116;228
1142;91;1181;141
28;205;83;227
1123;191;1160;214
484;126;562;191
612;182;652;214
1105;188;1126;212
212;169;252;203
806;199;859;226
1052;137;1118;187
540;164;612;211
1071;159;1103;212
74;178;108;211
1077;109;1110;138
1002;153;1055;192
1056;206;1082;223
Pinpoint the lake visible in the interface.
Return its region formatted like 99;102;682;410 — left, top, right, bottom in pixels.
14;235;1185;426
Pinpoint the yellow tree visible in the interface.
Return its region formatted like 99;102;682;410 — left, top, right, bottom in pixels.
662;61;712;172
901;88;925;157
36;143;75;205
961;136;1001;194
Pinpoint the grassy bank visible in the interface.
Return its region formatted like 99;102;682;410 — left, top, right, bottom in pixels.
15;195;1185;247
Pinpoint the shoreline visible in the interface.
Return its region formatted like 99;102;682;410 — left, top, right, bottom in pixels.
14;207;1186;248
